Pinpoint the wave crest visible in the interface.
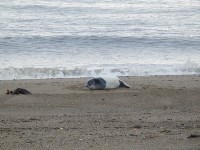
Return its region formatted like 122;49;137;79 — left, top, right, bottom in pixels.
1;61;200;80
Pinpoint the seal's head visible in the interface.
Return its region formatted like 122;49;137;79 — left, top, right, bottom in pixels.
85;77;106;90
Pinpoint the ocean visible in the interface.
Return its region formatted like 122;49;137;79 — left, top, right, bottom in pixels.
0;0;200;80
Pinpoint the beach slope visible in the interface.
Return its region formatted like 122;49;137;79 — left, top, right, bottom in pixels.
0;76;200;149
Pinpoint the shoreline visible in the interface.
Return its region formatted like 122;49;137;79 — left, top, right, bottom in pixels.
0;75;200;149
1;74;200;80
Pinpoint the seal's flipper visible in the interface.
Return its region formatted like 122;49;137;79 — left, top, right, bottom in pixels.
119;80;130;88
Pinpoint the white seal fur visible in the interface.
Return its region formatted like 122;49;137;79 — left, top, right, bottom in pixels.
85;76;130;90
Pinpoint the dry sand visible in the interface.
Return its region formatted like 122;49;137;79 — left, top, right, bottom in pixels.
0;76;200;150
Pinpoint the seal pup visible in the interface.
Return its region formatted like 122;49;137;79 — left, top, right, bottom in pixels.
85;76;130;90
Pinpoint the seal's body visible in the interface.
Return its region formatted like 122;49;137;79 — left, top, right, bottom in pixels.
85;76;130;90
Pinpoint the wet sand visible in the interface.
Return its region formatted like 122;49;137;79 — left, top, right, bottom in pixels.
0;76;200;150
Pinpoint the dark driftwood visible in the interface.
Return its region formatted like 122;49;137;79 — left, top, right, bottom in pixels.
6;88;31;95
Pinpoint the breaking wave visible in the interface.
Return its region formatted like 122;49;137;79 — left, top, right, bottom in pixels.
1;61;200;80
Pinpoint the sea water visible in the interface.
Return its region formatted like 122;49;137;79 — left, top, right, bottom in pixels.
0;0;200;80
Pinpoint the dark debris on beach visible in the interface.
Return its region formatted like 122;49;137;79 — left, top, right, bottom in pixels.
6;88;31;95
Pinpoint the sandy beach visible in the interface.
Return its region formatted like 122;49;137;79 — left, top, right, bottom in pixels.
0;75;200;150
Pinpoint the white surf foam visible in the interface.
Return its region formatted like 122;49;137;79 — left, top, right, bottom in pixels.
0;61;200;80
